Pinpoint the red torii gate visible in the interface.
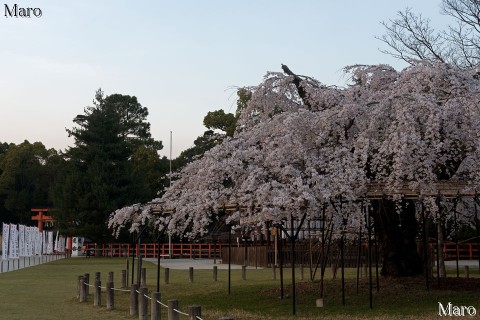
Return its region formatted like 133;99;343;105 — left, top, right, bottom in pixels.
31;208;55;232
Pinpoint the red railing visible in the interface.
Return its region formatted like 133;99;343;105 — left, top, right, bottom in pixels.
441;242;479;260
82;242;227;259
82;242;480;261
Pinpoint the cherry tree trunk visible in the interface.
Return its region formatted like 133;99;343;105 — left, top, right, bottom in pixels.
371;200;423;277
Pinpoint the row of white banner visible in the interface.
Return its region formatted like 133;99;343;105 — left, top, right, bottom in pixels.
1;223;65;260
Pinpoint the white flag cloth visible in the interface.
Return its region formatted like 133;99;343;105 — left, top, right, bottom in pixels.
47;231;53;254
19;225;25;257
2;223;9;260
9;224;18;259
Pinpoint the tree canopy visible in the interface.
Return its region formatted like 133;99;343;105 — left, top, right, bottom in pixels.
0;141;59;223
109;62;480;275
379;0;480;68
56;90;163;242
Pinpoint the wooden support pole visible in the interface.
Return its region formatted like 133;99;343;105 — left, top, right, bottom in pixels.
130;284;139;316
106;281;114;310
189;305;201;320
141;267;147;287
79;276;87;303
151;292;161;320
165;267;170;284
465;266;470;279
168;299;179;320
84;273;90;296
242;265;247;280
213;266;218;282
94;279;101;306
77;275;82;299
138;286;148;320
189;267;194;283
122;269;127;288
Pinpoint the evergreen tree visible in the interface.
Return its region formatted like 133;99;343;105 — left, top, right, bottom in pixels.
56;90;162;242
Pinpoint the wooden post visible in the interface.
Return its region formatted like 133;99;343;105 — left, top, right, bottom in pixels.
122;269;127;288
151;292;161;320
141;267;147;286
138;286;148;320
300;264;304;281
84;273;90;296
130;284;139;316
168;299;179;320
213;266;218;282
219;317;234;320
272;265;277;280
106;280;114;310
80;276;87;302
465;265;470;279
94;279;101;306
189;267;194;283
165;267;170;284
189;305;201;320
77;275;83;299
242;265;247;280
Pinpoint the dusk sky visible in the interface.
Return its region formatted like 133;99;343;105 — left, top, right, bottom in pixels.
0;1;449;157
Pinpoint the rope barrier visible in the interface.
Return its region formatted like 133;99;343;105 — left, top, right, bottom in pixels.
173;308;189;316
156;300;168;308
81;276;205;319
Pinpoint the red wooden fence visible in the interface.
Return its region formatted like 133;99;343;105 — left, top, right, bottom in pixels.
82;242;479;261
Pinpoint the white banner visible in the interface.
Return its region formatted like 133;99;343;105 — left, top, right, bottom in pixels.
2;223;9;260
9;224;18;259
47;231;53;254
35;229;42;255
19;225;25;257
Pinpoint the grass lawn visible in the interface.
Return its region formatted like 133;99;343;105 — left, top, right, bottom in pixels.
0;257;479;319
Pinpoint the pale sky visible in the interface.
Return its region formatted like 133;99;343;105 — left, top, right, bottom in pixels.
0;1;449;157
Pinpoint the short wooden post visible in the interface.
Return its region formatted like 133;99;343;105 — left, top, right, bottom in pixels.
465;266;470;279
219;317;234;320
122;269;127;288
168;299;179;320
141;267;147;286
106;280;114;310
300;264;304;281
130;284;139;316
84;273;90;296
79;276;87;302
189;267;194;283
213;266;218;282
151;292;161;320
165;267;170;284
272;266;277;280
242;265;247;280
106;272;114;310
189;305;201;320
77;275;83;299
94;279;101;306
138;286;148;320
